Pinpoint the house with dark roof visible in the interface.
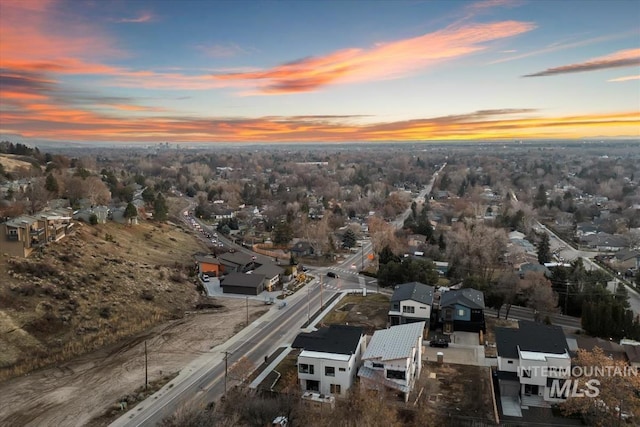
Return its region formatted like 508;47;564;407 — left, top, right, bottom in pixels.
292;325;366;398
621;339;640;368
495;321;571;409
220;272;265;295
358;322;425;402
252;263;284;291
388;282;434;326
291;240;314;257
219;251;254;273
438;288;486;333
193;254;222;277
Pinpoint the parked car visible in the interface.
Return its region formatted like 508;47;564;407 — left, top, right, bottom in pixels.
201;274;210;282
429;336;449;348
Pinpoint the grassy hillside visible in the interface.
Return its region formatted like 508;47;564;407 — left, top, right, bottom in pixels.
0;219;207;380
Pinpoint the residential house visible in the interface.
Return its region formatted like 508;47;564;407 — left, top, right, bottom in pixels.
0;216;42;257
220;272;265;295
612;250;640;271
580;233;627;252
252;263;284;291
358;321;425;402
291;241;314;258
574;336;627;362
621;339;640;368
438;288;486;333
388;282;434;326
219;251;254;273
495;320;571;408
73;206;110;224
292;325;366;398
193;254;223;277
0;210;74;257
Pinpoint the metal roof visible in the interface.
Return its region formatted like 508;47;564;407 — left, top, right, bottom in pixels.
362;322;425;362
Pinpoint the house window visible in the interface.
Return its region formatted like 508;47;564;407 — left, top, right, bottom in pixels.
325;366;335;377
299;364;314;374
330;384;341;394
392;303;399;311
372;362;384;369
386;369;406;380
402;306;415;314
339;367;346;372
458;309;465;316
507;360;513;364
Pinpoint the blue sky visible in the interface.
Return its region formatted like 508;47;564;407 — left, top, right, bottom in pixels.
1;0;638;143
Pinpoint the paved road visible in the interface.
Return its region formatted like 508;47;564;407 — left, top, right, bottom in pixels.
536;222;640;315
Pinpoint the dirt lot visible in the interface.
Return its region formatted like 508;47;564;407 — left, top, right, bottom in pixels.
318;293;390;334
413;362;496;423
0;300;269;426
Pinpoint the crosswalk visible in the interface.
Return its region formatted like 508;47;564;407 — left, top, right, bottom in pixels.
330;267;359;276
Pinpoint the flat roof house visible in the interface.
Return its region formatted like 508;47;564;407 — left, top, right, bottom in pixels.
220;272;266;295
292;325;366;398
495;320;571;409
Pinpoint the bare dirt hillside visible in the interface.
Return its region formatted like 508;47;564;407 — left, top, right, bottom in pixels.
0;220;207;380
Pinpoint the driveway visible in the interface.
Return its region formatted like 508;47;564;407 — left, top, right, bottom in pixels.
424;331;488;366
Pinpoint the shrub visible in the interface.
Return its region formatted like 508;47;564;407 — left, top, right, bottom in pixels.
89;214;98;225
141;289;155;301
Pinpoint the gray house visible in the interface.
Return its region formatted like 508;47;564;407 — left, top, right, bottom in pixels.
388;282;434;326
438;288;486;333
220;272;266;295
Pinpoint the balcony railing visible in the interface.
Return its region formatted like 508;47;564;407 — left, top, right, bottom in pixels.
30;228;45;236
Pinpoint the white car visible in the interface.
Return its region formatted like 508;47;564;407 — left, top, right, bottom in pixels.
201;274;210;282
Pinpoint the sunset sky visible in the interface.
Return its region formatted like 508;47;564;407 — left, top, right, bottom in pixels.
1;0;639;144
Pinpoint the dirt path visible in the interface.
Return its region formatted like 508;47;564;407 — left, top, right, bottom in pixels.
0;299;267;427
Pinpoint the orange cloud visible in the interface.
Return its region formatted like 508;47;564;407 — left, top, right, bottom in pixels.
524;48;640;77
2;107;638;143
215;20;535;94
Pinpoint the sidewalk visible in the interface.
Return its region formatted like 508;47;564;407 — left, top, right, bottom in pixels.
249;290;348;389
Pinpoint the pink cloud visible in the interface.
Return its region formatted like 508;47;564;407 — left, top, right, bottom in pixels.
215;20;535;94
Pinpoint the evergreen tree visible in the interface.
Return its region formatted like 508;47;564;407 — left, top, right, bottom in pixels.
154;193;168;221
537;233;551;264
342;229;357;248
124;202;137;222
533;184;548;209
45;173;59;194
142;187;155;204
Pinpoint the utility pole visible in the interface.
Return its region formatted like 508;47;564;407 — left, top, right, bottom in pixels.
320;277;323;309
144;340;148;391
246;296;249;326
307;287;310;323
223;351;230;395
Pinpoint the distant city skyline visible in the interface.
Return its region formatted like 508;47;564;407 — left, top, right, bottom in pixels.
1;0;639;143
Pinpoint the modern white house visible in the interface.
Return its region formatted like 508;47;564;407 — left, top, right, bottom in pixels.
495;320;571;409
292;325;366;398
358;321;425;402
388;282;434;326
